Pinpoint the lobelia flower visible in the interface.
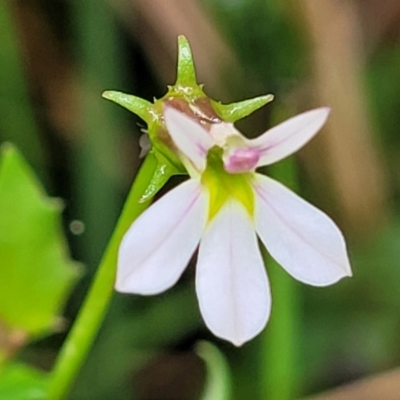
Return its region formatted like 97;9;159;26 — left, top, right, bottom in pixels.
116;107;352;346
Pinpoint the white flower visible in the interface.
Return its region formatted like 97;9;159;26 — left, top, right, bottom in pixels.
116;107;352;346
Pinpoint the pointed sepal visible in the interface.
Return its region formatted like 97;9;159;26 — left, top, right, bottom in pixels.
102;91;153;123
139;155;178;203
176;35;197;86
103;36;275;202
211;94;274;123
167;36;205;99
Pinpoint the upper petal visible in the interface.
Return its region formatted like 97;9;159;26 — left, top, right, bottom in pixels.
196;200;271;346
116;179;208;295
253;174;352;286
164;107;215;173
250;107;330;167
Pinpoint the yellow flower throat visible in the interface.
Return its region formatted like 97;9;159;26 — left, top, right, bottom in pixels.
200;147;255;221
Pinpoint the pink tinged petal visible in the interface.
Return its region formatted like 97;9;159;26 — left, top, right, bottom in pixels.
224;148;260;173
251;107;331;167
164;107;215;172
116;180;208;295
253;174;352;286
196;200;271;346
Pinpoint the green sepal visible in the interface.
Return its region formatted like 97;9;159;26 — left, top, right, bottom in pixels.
175;35;197;87
0;144;80;338
102;91;153;123
139;152;183;203
211;94;274;123
103;36;274;203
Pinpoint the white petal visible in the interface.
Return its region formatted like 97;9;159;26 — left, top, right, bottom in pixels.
116;179;208;295
253;174;352;286
196;200;271;346
250;108;330;167
164;107;214;172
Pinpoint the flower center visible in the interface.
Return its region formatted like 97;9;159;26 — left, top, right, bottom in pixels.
224;148;260;173
201;147;255;222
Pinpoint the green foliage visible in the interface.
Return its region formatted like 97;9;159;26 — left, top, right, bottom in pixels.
0;363;48;400
0;144;79;337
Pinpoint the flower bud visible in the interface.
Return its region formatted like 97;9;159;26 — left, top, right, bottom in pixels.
103;36;273;201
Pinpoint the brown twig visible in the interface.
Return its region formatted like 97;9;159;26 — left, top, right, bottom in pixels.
299;0;389;238
304;367;400;400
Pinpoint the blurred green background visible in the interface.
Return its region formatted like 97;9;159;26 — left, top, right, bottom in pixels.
1;0;400;399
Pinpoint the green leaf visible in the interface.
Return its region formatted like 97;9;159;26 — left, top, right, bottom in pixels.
196;341;232;400
0;362;48;400
0;144;80;337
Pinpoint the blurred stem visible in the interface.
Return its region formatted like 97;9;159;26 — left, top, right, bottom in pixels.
72;0;125;268
0;350;7;372
260;157;299;400
197;341;232;400
47;154;157;400
0;1;47;178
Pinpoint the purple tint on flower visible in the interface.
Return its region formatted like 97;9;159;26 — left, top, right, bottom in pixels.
117;106;352;346
224;148;260;173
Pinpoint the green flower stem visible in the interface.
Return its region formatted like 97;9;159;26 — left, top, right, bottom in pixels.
47;154;157;400
260;157;300;400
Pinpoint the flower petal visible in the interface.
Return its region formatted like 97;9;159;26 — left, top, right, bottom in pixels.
116;179;207;295
253;174;352;286
196;200;271;346
164;107;214;172
250;108;330;167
